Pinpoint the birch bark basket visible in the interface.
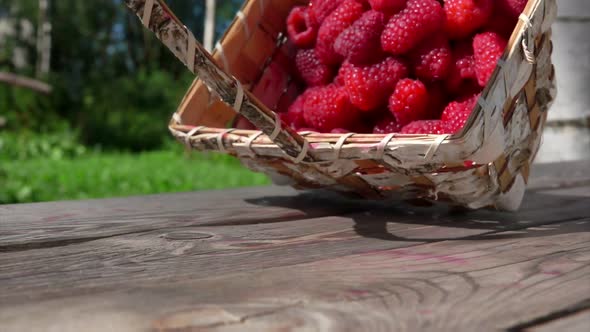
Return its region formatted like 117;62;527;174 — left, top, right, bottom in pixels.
124;0;558;211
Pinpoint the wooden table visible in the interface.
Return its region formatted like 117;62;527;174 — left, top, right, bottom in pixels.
1;161;589;331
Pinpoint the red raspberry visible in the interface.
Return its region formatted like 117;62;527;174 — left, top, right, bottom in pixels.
444;0;494;39
368;0;406;15
411;34;452;82
473;32;507;87
441;93;479;133
373;114;402;134
333;70;346;86
310;0;344;24
303;85;361;132
316;0;366;65
389;78;429;126
381;0;445;55
282;93;309;130
287;6;318;48
234;116;256;130
341;57;409;111
453;42;476;79
334;10;386;65
295;49;334;86
425;83;448;119
331;128;351;133
486;7;518;40
498;0;527;18
401;120;450;134
446;41;480;95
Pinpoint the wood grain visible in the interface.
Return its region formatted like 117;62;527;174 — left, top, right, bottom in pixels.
1;190;586;301
0;186;361;249
1;161;589;331
0;219;588;331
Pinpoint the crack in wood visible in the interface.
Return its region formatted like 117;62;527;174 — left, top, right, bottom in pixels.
0;230;152;253
506;299;590;331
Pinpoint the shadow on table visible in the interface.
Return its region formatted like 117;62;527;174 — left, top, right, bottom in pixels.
246;190;590;243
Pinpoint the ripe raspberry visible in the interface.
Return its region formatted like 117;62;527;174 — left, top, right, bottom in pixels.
401;120;449;134
287;6;317;48
444;0;494;39
334;10;386;65
389;79;429;126
333;70;346;86
234;116;256;130
331;128;351;133
316;0;366;65
310;0;344;24
441;93;479;133
303;85;361;132
486;7;518;40
341;57;409;111
498;0;527;18
425;83;447;119
373;114;402;134
381;0;445;55
282;93;308;130
297;128;321;133
446;41;479;95
411;34;452;82
368;0;406;15
453;41;476;79
473;32;507;87
295;49;334;86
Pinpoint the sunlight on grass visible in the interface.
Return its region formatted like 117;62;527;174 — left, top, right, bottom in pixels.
0;150;270;204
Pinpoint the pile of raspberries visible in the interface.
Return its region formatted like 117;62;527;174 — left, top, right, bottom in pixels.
274;0;526;135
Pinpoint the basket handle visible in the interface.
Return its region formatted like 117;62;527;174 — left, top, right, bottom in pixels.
124;0;314;163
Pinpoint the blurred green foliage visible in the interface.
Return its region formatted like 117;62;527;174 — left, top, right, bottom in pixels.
0;148;270;204
80;69;193;150
0;0;271;204
0;130;86;161
1;0;242;150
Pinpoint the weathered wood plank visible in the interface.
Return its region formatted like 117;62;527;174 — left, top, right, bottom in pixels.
526;309;590;332
536;186;590;197
528;160;590;190
1;162;588;331
0;189;588;301
557;0;590;18
0;186;362;249
2;161;587;250
1;218;588;332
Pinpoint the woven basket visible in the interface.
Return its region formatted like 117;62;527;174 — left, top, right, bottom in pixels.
125;0;557;211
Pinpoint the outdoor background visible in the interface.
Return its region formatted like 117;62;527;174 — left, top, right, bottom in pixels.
1;0;588;204
0;0;273;204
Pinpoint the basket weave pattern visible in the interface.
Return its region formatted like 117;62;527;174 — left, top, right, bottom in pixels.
125;0;557;211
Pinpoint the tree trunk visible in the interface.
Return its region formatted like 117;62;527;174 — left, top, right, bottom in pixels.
203;0;216;52
35;0;51;78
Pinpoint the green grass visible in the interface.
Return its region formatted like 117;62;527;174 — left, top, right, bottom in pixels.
0;150;270;204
